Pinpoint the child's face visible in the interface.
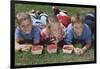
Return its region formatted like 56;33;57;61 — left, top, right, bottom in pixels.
19;19;32;34
73;23;83;36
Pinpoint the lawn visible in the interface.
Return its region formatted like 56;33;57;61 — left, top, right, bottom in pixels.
15;3;95;66
15;3;95;16
15;48;95;65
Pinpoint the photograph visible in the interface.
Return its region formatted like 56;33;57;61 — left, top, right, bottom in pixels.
11;0;96;68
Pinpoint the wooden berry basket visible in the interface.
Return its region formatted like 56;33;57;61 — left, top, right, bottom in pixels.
47;44;57;53
63;45;74;54
31;45;43;54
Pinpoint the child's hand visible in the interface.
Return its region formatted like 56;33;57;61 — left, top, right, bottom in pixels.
21;45;29;52
21;44;32;52
15;43;21;51
15;45;21;51
73;48;83;55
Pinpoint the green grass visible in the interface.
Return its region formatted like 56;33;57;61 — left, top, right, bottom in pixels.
15;48;94;65
15;3;95;16
15;3;95;65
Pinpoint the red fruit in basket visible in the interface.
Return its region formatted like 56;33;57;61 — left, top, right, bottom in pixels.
63;45;73;50
63;45;74;54
47;44;57;50
32;45;42;51
64;46;72;50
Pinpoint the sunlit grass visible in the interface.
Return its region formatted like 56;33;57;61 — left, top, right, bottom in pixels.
15;48;94;65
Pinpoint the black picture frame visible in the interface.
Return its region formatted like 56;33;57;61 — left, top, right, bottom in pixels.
11;0;97;68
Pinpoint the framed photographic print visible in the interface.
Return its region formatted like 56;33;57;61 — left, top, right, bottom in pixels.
11;0;96;68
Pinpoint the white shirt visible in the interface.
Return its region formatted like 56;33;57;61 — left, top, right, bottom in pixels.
30;13;48;26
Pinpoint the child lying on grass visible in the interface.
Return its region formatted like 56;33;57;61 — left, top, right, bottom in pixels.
64;13;92;55
15;12;41;51
29;10;48;29
84;12;95;34
40;16;66;46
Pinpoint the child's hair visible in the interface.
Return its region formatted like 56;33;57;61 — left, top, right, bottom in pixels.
16;12;31;25
71;13;83;25
52;6;61;15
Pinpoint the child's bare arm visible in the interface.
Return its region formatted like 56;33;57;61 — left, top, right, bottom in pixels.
15;39;21;51
15;39;32;51
82;43;91;53
73;43;91;55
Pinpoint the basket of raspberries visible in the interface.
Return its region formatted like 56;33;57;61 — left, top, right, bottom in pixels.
47;44;57;53
31;45;43;54
63;45;74;54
